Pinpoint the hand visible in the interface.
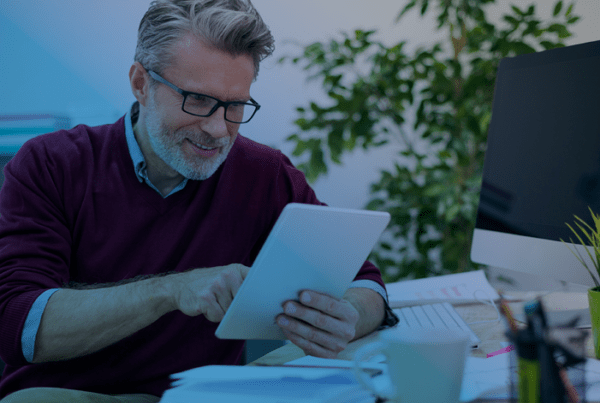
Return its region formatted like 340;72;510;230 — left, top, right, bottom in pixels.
169;263;250;322
276;290;360;358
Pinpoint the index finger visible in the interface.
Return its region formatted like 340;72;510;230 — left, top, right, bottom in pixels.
232;267;250;297
238;265;251;280
298;290;351;320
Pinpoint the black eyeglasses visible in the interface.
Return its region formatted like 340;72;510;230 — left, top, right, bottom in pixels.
147;70;260;124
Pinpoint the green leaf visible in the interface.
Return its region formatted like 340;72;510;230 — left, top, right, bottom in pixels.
553;1;563;17
380;242;393;251
424;184;446;197
503;15;519;27
291;140;307;157
438;150;452;160
396;0;417;22
540;41;561;50
446;204;461;223
560;238;596;285
511;5;524;16
420;0;429;16
565;3;574;16
564;212;600;284
366;198;385;210
511;41;537;54
548;23;572;39
327;128;344;164
588;207;600;236
526;5;535;17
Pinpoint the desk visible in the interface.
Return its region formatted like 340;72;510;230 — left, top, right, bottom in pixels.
249;291;596;403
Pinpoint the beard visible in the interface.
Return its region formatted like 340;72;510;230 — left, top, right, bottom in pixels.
144;98;235;181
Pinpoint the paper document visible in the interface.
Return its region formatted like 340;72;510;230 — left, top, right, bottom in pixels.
283;347;600;401
159;365;376;403
286;354;512;402
286;355;387;370
460;354;511;401
584;358;600;400
386;270;500;308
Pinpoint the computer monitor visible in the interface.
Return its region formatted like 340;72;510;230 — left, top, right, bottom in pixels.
471;39;600;287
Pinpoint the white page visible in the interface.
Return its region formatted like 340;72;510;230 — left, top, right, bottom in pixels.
386;270;500;307
161;365;375;403
585;358;600;400
460;355;511;401
285;355;387;372
287;352;512;402
170;365;342;386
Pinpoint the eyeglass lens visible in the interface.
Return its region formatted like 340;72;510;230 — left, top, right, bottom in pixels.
183;94;256;123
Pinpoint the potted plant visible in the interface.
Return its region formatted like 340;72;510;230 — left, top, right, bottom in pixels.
562;207;600;358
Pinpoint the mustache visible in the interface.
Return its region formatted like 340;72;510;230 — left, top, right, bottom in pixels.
179;131;229;148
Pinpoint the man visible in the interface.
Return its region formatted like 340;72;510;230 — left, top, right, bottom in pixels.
0;1;395;401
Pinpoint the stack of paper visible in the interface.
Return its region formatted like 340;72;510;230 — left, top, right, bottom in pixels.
161;354;600;402
159;365;376;403
288;353;513;402
386;270;500;308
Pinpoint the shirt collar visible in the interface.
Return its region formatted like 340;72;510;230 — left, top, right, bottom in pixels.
124;102;189;198
125;103;146;183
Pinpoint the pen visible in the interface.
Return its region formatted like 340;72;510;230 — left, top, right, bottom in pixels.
498;295;518;334
486;345;514;358
559;365;580;403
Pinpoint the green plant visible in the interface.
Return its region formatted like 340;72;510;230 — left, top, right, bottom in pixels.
561;208;600;288
282;0;580;282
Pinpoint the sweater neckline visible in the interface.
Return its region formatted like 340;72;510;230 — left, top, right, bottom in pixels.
115;117;202;215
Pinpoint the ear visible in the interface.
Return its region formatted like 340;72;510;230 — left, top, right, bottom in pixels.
129;62;151;107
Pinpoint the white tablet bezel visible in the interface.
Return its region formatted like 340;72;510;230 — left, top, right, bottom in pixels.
215;203;390;340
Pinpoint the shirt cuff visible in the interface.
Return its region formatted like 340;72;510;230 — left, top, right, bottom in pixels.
348;279;388;302
21;288;59;363
348;279;399;330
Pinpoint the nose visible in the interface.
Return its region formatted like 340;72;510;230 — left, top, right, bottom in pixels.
200;106;230;139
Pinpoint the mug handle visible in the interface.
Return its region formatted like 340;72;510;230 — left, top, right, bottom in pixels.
353;341;391;398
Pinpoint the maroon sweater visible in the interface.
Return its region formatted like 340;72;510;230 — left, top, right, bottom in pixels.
0;116;385;398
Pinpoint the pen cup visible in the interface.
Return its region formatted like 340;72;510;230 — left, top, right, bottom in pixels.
507;330;539;403
507;328;587;403
353;328;470;403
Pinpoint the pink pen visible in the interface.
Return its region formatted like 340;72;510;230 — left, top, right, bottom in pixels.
486;345;514;358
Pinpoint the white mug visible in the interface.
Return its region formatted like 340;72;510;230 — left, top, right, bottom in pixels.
353;327;470;403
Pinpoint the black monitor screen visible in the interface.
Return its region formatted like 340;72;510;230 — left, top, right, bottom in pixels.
475;40;600;244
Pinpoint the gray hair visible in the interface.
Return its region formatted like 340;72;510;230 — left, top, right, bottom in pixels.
134;0;275;80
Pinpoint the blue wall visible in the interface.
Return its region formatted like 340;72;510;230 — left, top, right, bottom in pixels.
0;14;120;127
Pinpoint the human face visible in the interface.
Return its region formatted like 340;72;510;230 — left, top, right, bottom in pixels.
142;35;255;181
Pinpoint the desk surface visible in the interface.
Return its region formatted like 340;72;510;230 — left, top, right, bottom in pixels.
249;291;595;403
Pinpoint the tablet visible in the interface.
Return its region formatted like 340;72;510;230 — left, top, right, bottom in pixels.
215;203;390;340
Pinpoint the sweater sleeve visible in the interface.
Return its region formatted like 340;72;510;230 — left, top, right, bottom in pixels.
0;136;74;366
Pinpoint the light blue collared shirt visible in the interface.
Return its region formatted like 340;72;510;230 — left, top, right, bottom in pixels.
20;107;388;362
124;106;188;197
